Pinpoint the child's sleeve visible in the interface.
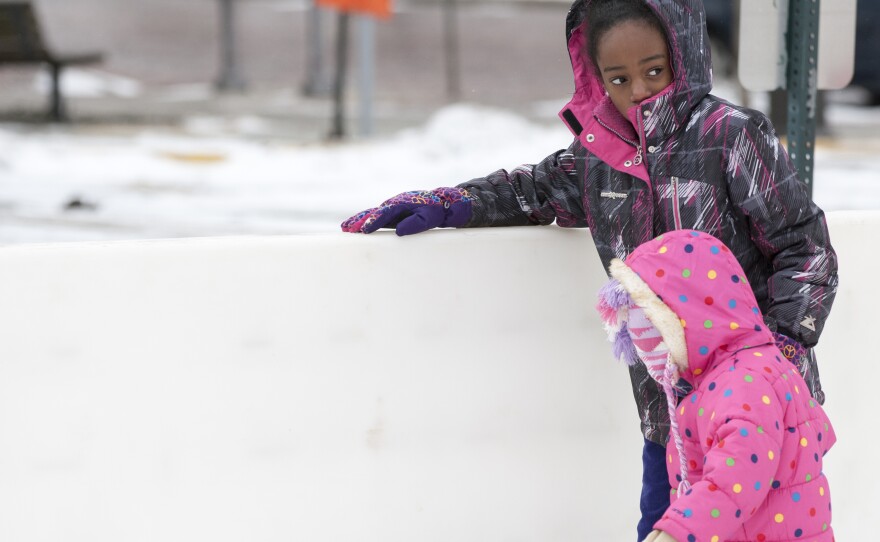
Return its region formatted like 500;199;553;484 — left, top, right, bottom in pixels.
653;372;785;542
723;115;838;347
456;139;587;229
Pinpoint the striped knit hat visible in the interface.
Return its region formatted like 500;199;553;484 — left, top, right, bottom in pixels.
597;277;691;497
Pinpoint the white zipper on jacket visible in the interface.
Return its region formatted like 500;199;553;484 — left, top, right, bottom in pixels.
633;144;643;166
594;117;643;167
671;176;682;229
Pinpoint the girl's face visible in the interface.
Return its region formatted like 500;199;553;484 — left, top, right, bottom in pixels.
594;19;673;117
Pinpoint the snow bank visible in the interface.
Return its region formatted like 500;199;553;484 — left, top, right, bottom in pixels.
1;103;878;244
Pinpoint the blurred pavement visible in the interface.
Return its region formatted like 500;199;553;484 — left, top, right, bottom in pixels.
0;0;878;141
1;0;878;244
0;0;577;139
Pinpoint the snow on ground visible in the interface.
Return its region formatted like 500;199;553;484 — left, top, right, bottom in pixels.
1;102;878;245
33;69;144;99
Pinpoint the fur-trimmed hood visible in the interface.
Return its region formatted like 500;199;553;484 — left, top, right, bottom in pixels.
601;231;837;540
607;230;775;387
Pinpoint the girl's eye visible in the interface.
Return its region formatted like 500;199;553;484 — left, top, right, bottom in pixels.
648;67;663;76
609;76;627;86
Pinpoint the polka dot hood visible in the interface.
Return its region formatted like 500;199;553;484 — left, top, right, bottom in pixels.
598;230;836;542
602;229;774;380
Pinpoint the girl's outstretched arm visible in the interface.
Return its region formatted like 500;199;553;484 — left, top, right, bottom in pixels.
457;139;587;228
341;140;585;235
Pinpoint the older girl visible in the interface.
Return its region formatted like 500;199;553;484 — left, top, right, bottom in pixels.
342;1;837;539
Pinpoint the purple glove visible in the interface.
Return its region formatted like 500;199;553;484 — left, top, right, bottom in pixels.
340;187;474;236
772;331;808;366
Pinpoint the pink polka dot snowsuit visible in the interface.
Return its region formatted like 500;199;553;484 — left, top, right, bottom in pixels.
614;230;835;542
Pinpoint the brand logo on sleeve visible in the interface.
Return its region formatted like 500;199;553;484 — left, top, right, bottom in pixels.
800;315;817;332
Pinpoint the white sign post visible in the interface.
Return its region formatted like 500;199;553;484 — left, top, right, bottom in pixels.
737;0;857;195
738;0;857;91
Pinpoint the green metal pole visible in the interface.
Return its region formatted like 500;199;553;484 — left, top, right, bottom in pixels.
216;0;245;91
785;0;820;196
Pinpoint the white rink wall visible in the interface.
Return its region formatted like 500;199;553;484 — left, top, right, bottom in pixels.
0;211;874;542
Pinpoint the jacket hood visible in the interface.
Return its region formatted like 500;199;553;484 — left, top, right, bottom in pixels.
559;0;713;147
606;230;774;385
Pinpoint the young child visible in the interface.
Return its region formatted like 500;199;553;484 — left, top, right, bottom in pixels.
341;0;838;539
597;229;835;542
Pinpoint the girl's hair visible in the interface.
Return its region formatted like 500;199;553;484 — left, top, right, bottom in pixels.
586;0;669;73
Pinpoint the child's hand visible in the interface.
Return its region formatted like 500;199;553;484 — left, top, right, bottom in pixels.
340;187;474;236
643;530;677;542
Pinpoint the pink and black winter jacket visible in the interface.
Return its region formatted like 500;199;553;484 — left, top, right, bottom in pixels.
604;230;835;542
456;0;838;446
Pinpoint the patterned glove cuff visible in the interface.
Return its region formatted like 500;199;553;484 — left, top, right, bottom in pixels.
772;331;807;365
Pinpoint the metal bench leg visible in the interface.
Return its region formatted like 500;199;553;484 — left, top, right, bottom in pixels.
49;62;67;122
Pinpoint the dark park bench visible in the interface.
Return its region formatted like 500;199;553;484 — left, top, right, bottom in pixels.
0;1;103;121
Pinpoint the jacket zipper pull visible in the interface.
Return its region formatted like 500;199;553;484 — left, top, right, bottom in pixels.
633;145;643;166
